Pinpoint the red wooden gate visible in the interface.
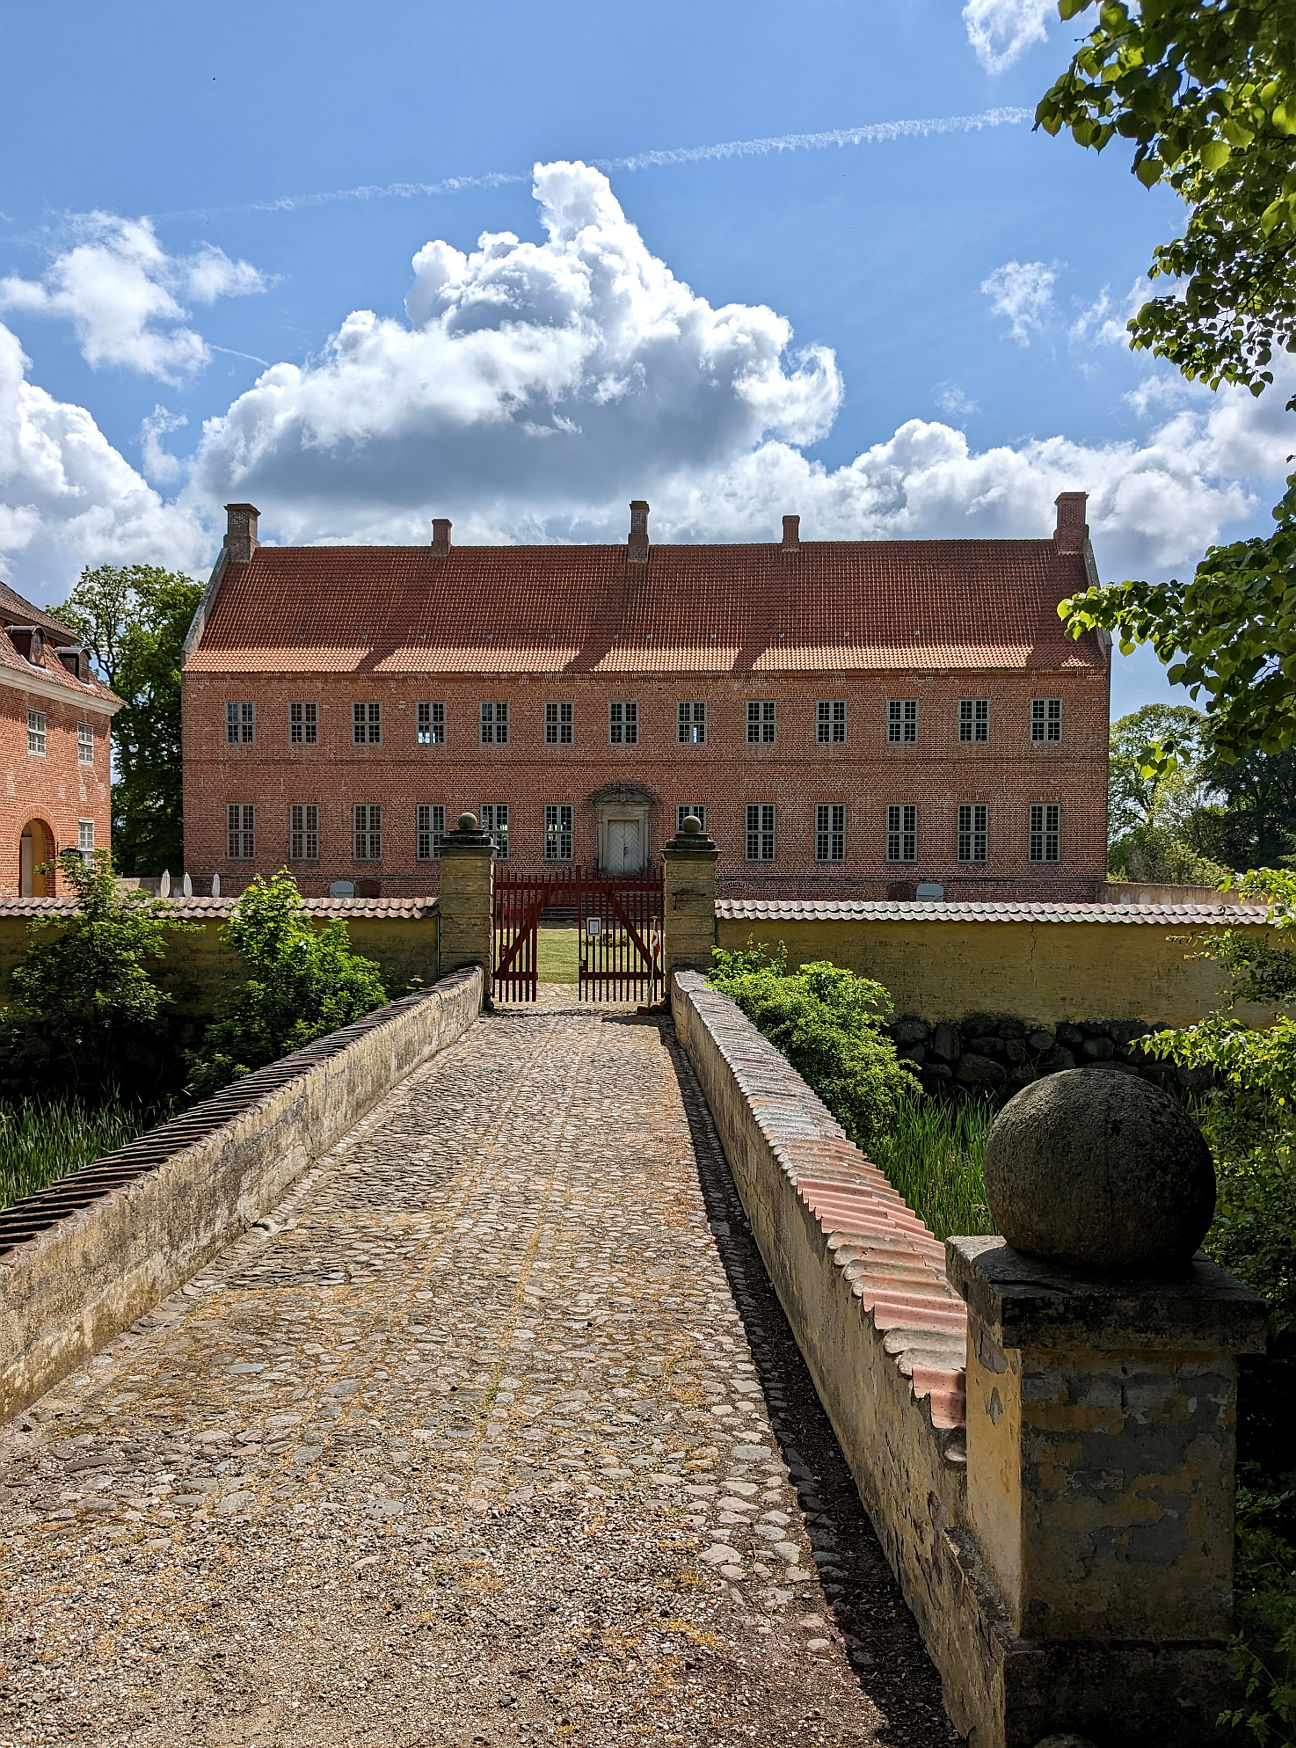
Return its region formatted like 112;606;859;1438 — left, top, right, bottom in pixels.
492;865;662;1003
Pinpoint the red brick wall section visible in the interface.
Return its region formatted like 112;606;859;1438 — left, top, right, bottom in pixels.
1;687;113;897
182;667;1110;898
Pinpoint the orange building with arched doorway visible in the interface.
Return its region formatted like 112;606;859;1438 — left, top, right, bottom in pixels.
1;582;121;896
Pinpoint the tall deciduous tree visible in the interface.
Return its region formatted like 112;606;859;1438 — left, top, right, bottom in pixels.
1038;0;1296;759
53;565;203;875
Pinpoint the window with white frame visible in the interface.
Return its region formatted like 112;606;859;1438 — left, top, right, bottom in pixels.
353;701;382;745
78;819;95;867
747;700;776;745
544;803;573;861
677;700;707;745
887;699;918;744
26;709;47;756
545;701;574;745
957;803;988;862
815;804;846;861
77;720;94;765
1029;803;1061;862
677;804;707;834
1031;697;1062;743
608;701;638;745
416;803;446;861
817;699;847;745
417;701;446;746
480;701;509;745
958;698;990;744
289;804;320;861
745;804;776;861
227;803;256;860
480;803;510;859
290;701;318;745
226;701;254;745
353;803;383;860
886;803;917;862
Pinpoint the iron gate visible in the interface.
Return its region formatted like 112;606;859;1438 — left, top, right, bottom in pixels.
493;865;663;1003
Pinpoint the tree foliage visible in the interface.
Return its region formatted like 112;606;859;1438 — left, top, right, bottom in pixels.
53;564;203;874
187;874;389;1097
1038;0;1296;760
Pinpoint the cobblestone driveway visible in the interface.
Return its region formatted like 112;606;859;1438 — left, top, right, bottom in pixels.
0;998;957;1748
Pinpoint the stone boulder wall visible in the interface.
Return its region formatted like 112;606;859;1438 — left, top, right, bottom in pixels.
886;1013;1209;1099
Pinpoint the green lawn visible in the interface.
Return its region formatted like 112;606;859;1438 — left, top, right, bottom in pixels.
537;927;579;984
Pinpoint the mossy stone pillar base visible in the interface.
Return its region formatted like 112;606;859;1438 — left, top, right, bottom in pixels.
662;816;718;976
438;814;495;993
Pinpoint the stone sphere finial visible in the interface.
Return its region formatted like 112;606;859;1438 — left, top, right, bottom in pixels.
985;1067;1216;1274
457;811;478;833
680;814;703;836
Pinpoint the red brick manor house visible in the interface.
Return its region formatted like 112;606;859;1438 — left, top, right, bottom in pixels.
181;497;1110;900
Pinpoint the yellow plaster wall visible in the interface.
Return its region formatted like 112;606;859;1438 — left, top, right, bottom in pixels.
715;915;1275;1027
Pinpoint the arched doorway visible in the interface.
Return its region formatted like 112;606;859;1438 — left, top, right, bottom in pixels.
586;783;658;874
19;819;55;897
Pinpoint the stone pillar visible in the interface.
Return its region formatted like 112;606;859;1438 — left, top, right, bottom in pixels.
946;1068;1267;1747
437;812;494;995
661;814;719;976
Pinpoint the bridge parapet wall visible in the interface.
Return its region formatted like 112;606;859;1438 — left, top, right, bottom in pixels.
0;966;483;1425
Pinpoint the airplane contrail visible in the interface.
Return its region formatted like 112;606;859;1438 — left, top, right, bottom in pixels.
155;107;1032;221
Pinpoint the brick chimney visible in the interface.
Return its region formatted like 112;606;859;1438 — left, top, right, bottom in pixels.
628;500;650;564
431;517;452;556
1053;492;1089;553
224;502;260;564
782;513;801;553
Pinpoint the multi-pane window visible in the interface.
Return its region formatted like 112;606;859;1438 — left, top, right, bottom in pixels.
544;804;574;861
353;702;382;745
677;805;707;834
1029;803;1061;862
1031;698;1062;743
26;709;47;756
77;720;94;765
353;803;383;861
416;804;446;861
290;804;320;862
886;803;918;862
479;803;510;860
815;804;846;862
226;701;254;745
227;803;256;860
417;701;446;746
678;700;707;745
817;699;847;745
609;701;638;745
290;701;318;745
480;701;509;745
957;803;988;862
545;701;574;745
78;820;95;867
747;700;776;745
958;698;990;744
887;699;918;744
745;804;776;861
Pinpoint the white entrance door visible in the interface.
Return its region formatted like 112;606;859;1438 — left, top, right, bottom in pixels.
606;820;641;873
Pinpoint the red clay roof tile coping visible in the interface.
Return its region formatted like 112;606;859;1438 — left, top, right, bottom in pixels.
0;895;438;920
674;970;967;1439
715;899;1269;925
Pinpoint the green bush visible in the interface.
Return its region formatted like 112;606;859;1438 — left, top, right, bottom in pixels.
708;942;913;1156
187;873;389;1096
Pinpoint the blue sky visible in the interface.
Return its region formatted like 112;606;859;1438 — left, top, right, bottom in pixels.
2;0;1291;717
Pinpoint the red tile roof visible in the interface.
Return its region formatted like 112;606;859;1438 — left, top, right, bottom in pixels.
186;539;1106;677
0;579;122;709
717;899;1269;925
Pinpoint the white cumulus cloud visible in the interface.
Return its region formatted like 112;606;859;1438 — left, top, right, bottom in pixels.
0;214;268;385
0;322;206;597
981;259;1059;344
963;0;1056;72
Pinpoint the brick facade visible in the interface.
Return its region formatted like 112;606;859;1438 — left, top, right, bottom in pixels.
182;501;1110;900
0;585;118;897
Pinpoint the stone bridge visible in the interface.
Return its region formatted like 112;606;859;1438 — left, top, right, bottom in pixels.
0;994;955;1748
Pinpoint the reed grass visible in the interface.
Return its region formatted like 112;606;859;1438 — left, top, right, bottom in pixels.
0;1097;170;1210
870;1088;997;1240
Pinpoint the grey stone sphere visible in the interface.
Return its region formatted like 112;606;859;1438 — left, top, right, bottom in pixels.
985;1067;1216;1273
680;814;703;835
457;811;478;832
